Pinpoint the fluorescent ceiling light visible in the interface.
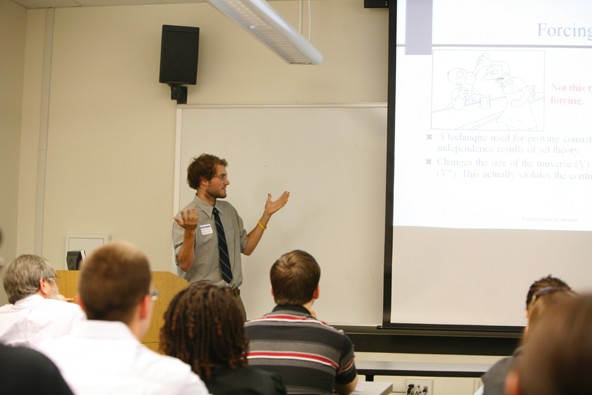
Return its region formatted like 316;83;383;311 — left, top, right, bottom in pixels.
206;0;323;65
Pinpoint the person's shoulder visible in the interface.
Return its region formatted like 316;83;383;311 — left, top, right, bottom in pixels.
247;308;321;325
247;366;283;380
138;348;209;393
305;317;349;336
217;200;238;211
1;342;44;361
248;367;287;394
42;298;80;309
179;197;200;212
486;355;514;374
210;366;287;395
35;332;73;357
41;299;85;315
481;355;515;393
141;346;197;376
0;344;74;395
4;344;56;369
247;311;351;339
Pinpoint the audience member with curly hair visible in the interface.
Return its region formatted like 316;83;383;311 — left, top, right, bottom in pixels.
160;281;286;395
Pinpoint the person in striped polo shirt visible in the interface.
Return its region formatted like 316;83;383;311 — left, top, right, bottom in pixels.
245;250;358;394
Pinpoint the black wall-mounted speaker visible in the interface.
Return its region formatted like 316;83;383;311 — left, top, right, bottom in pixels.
159;25;200;86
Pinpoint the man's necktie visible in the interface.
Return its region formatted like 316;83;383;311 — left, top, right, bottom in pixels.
212;207;233;284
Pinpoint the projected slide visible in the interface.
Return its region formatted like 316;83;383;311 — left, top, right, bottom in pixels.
387;0;591;328
393;0;592;231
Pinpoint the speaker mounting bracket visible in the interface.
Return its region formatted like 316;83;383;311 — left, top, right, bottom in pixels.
168;84;187;104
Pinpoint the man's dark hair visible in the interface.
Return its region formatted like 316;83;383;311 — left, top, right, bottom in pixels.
187;154;228;190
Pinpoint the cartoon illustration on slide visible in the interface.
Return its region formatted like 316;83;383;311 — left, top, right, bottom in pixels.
432;51;544;131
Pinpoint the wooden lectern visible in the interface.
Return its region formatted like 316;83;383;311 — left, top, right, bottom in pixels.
55;270;188;352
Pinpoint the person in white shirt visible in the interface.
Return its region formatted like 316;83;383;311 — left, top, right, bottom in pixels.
37;240;209;395
0;254;85;347
0;228;75;395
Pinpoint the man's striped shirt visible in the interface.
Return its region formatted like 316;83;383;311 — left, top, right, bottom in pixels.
244;305;357;394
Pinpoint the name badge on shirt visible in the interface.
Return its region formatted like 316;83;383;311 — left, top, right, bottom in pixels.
199;224;213;235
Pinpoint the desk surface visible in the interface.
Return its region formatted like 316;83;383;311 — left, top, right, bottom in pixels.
354;380;393;395
357;360;491;378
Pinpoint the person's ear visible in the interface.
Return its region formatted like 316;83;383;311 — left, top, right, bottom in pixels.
38;278;51;297
138;294;152;320
313;286;320;300
505;370;521;395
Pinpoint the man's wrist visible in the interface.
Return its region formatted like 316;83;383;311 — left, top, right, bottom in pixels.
183;229;197;240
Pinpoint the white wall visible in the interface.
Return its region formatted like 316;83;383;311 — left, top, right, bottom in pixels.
0;0;27;306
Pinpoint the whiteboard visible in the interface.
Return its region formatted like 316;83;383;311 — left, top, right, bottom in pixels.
175;104;388;325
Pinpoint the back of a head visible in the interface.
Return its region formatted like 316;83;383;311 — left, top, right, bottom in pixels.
270;250;320;306
3;255;55;304
526;287;577;331
79;241;151;323
160;281;247;379
525;275;571;311
515;293;592;395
